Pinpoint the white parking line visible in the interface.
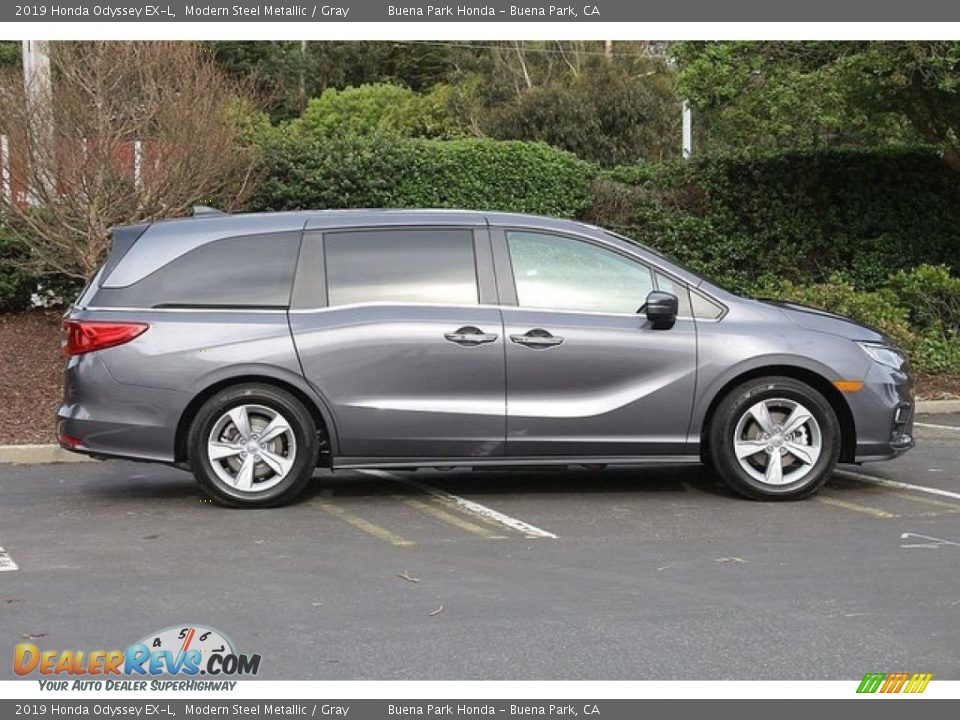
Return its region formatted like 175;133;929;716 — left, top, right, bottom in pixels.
915;422;960;431
834;468;960;502
0;546;18;572
359;469;558;539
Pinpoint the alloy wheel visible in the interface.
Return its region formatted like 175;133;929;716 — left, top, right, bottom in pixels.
732;398;822;486
206;404;297;493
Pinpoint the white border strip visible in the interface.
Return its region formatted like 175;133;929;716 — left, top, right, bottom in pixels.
0;545;19;572
359;469;558;539
10;22;960;41
834;469;960;502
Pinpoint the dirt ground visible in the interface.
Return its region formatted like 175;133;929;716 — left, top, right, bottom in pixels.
0;311;65;444
0;310;957;445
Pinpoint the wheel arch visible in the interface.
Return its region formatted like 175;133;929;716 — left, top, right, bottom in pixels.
175;373;337;467
698;365;857;464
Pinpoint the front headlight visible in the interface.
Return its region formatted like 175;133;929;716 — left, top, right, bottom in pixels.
857;342;906;370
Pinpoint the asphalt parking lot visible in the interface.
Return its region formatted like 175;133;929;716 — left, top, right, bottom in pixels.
1;416;958;681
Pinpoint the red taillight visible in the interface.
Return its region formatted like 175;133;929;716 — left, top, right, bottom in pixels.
59;432;84;449
63;320;149;356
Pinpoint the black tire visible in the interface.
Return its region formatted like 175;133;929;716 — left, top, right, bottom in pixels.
188;383;318;508
707;376;840;501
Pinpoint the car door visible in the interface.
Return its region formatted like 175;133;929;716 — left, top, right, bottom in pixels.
492;228;698;457
289;225;506;460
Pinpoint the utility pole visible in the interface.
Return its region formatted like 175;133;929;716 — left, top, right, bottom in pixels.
298;40;307;115
22;40;53;202
604;40;613;60
682;100;693;159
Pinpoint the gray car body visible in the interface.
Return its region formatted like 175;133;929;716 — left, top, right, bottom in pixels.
59;209;914;469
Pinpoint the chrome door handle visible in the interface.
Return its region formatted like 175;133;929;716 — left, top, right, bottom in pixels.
510;330;564;348
444;326;499;346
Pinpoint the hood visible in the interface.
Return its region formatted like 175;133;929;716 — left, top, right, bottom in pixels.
756;299;890;344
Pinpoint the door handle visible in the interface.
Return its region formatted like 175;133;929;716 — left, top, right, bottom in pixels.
444;326;499;346
510;329;564;348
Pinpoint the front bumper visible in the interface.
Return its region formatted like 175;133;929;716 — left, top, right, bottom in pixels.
847;361;915;463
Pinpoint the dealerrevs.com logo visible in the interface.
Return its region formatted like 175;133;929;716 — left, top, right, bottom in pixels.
14;625;260;690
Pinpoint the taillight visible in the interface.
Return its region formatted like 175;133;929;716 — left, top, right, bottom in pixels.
63;320;148;356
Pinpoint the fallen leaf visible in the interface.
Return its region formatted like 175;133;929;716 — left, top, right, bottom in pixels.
429;605;444;617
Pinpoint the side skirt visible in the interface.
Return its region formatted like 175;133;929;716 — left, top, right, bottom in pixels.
333;455;703;470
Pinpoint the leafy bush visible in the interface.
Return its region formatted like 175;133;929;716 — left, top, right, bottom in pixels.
590;149;960;293
295;83;464;139
474;59;680;167
888;264;960;334
246;134;596;217
0;228;34;312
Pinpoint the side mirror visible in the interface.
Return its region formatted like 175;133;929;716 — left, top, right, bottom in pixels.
643;291;678;328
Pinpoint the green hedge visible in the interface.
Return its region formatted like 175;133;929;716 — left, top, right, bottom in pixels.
590;148;960;293
0;227;34;312
245;134;596;218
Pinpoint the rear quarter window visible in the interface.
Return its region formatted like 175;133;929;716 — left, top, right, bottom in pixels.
91;232;301;309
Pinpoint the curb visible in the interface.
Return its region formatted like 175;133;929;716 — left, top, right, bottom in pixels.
0;444;97;464
915;399;960;415
0;397;956;464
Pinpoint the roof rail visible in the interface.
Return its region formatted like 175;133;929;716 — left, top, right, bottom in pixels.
192;205;224;217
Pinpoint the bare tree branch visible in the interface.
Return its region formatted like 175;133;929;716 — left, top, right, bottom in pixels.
0;41;260;280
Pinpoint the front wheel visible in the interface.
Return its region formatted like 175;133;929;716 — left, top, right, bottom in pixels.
188;383;319;508
708;376;841;501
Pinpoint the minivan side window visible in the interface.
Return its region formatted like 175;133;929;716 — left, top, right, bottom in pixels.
92;232;301;309
507;231;654;314
325;229;478;307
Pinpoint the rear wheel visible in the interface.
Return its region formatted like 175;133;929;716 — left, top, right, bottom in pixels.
188;384;318;508
708;376;840;500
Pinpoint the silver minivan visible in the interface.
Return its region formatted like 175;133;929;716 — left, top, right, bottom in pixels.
59;209;914;507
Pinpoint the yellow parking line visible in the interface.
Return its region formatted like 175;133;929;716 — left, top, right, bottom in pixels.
817;496;897;519
869;488;960;513
403;497;507;539
316;500;415;547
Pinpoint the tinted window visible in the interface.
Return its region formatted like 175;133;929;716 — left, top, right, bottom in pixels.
93;232;301;308
325;229;478;306
654;271;692;317
507;231;653;314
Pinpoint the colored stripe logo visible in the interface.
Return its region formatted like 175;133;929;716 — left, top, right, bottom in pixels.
857;672;932;694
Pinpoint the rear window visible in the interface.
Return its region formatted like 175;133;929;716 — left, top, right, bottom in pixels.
92;232;301;309
324;229;478;306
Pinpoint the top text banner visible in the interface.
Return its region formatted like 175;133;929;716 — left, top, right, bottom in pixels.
6;0;960;22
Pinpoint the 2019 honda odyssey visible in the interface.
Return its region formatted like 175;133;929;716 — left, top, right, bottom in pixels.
59;209;914;507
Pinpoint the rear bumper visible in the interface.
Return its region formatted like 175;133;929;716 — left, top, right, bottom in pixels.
57;352;189;464
848;362;915;463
